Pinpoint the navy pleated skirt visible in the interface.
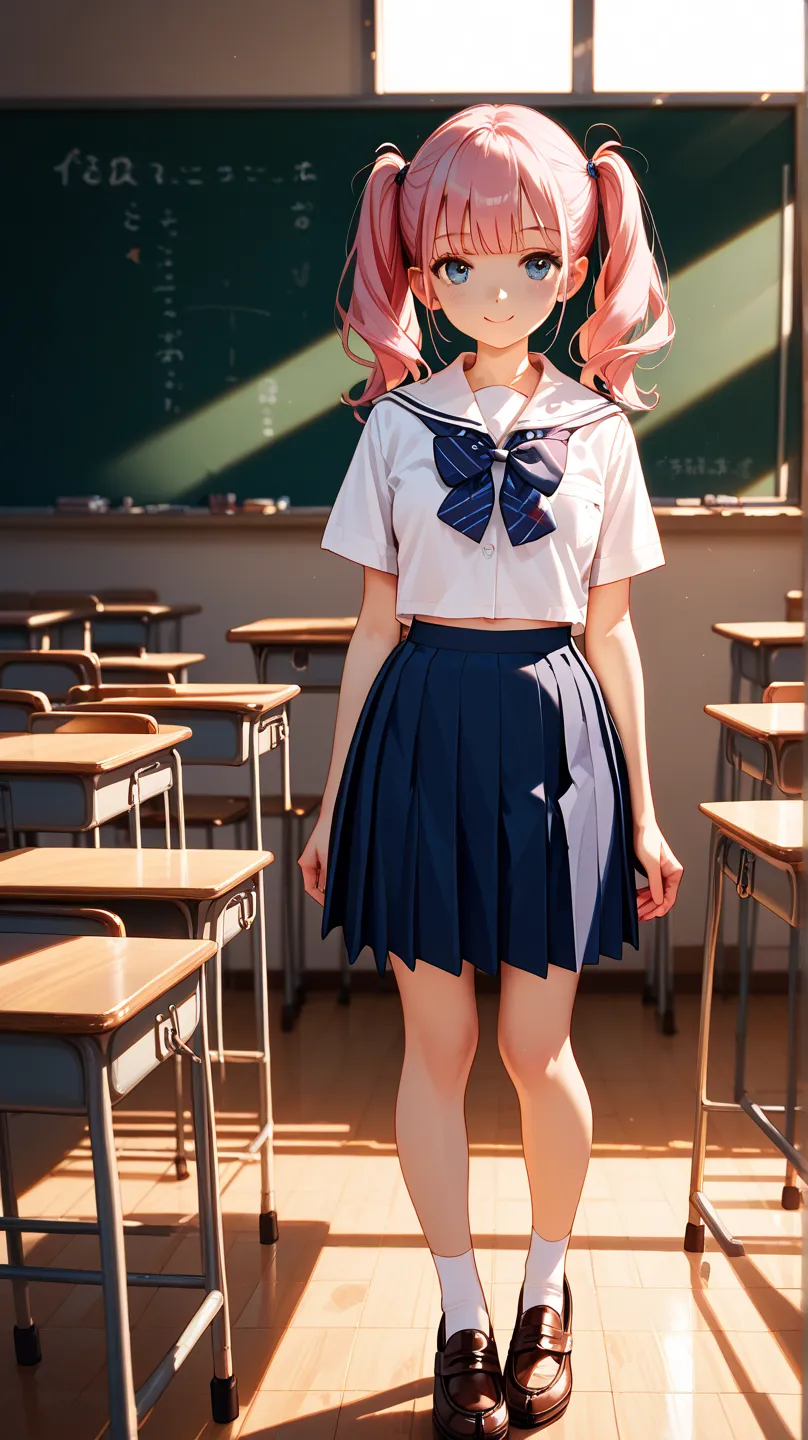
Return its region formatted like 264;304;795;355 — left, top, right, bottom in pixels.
321;619;643;979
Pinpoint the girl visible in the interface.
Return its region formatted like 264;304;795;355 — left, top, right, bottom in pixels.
299;104;683;1437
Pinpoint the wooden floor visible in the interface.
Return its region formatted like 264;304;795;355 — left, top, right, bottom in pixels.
1;986;803;1439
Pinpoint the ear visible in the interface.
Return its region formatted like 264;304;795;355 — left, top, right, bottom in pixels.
408;265;442;312
565;255;589;299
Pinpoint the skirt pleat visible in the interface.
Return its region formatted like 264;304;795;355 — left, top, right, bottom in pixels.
322;620;641;978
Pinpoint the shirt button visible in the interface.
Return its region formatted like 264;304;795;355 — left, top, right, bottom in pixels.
482;542;495;558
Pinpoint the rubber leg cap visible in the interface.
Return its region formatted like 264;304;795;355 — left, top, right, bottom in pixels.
259;1209;279;1246
782;1184;801;1211
174;1157;189;1182
210;1373;239;1424
684;1221;705;1253
281;1003;296;1033
661;1009;677;1037
295;981;307;1004
14;1323;42;1367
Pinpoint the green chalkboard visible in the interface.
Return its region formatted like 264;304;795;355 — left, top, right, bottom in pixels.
0;106;798;506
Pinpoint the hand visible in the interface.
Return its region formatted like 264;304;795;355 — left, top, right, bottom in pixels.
298;812;333;908
634;819;683;921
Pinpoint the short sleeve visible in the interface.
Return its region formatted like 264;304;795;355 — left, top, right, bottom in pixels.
589;415;665;587
320;406;398;575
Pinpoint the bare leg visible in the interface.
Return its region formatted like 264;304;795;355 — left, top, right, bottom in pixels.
498;964;591;1243
389;953;480;1256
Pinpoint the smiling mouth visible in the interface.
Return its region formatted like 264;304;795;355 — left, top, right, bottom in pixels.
484;314;515;323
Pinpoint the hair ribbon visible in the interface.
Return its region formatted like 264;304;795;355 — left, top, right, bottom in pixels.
395;163;410;187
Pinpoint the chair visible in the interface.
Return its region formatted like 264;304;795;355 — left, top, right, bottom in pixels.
0;650;101;702
95;588;160;603
763;681;803;704
0;689;50;734
785;589;802;622
0;904;125;937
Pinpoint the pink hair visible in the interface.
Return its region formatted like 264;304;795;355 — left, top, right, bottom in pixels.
337;104;673;414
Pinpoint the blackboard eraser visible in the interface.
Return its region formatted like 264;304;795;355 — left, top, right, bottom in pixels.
56;495;110;514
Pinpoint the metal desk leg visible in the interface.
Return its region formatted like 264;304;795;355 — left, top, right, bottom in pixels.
82;1040;139;1440
279;705;297;1032
294;811;307;1007
249;728;278;1245
190;969;239;1422
0;1113;41;1365
782;927;801;1211
684;827;735;1256
714;644;742;995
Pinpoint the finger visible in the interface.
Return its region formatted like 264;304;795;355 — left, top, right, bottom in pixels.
646;859;664;907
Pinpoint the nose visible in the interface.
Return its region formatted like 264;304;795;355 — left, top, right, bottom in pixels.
495;286;508;302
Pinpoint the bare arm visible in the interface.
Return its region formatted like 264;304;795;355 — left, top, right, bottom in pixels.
584;577;682;919
299;566;401;903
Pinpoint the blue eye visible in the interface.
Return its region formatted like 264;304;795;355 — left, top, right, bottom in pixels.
444;258;470;285
525;256;553;281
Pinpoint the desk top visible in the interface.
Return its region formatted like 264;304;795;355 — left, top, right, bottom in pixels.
68;682;301;713
99;653;205;673
96;602;201;620
0;846;274;899
712;621;805;646
704;702;805;741
0;729;191;774
0;610;86;629
0;932;217;1034
228;617;357;646
699;799;802;864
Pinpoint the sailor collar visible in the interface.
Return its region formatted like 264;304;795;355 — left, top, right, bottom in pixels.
372;353;622;550
374;350;621;439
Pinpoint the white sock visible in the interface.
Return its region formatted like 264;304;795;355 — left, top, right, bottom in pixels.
522;1229;569;1315
433;1249;489;1340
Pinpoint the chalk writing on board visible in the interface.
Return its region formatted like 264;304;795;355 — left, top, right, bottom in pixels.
653;456;756;481
53;150;320;190
258;377;279;440
153;208;184;416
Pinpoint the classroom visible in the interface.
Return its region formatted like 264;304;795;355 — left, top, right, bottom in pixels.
0;2;804;1437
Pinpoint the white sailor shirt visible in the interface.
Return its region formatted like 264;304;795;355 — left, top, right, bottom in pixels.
320;350;665;635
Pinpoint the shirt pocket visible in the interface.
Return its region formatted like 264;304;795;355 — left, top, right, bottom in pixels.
556;475;603;548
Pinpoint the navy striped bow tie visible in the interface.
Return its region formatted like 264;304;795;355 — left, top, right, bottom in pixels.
378;392;619;547
430;424;568;545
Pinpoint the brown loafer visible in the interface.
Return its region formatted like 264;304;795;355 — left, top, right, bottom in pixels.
504;1277;573;1430
433;1317;509;1439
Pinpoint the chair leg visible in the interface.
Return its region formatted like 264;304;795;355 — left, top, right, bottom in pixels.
81;1041;138;1440
254;872;278;1245
190;968;239;1424
338;940;352;1006
733;895;753;1104
782;927;801;1210
642;922;658;1007
0;1113;41;1366
657;911;677;1035
685;826;726;1253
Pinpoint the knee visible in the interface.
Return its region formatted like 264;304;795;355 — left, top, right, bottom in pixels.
498;1020;566;1093
408;1012;479;1094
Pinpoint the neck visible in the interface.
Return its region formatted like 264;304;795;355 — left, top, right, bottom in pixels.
463;341;542;397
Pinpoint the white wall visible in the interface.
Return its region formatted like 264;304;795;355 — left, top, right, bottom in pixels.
0;0;361;99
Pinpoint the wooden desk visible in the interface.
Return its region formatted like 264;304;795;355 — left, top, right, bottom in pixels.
92;601;202;653
686;798;804;1260
0;845;279;1239
0;609;95;651
227;616;356;690
99;653;205;684
704;701;804;796
0;931;214;1033
0;728;189;840
712;621;804;699
0;930;238;1436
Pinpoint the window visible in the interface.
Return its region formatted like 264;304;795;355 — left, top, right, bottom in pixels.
593;0;805;93
374;0;574;94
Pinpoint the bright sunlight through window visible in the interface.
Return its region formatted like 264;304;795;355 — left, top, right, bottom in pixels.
594;0;805;93
374;0;573;94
